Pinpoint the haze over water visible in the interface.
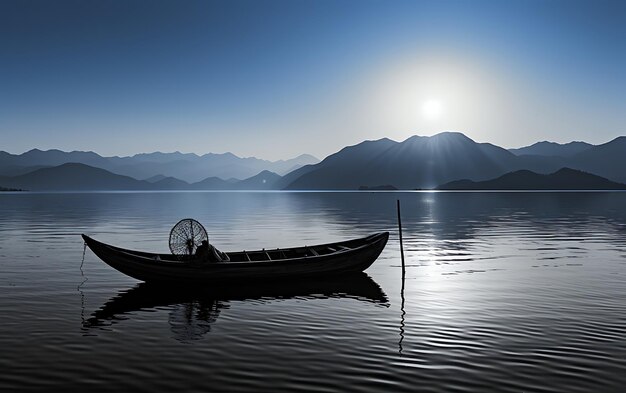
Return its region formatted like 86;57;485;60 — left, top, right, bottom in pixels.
1;191;626;392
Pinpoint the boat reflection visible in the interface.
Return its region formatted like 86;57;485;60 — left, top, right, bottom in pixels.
83;272;388;341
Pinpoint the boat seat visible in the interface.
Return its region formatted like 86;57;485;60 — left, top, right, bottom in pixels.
338;245;351;251
308;247;319;256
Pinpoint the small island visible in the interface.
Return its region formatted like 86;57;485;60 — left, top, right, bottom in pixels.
358;185;398;191
0;186;23;191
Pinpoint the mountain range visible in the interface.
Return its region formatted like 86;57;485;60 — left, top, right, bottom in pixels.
284;132;626;189
508;141;593;157
1;132;624;191
438;168;626;190
0;163;284;191
0;149;318;182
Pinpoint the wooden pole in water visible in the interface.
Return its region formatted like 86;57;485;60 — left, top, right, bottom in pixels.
397;199;405;275
397;199;406;355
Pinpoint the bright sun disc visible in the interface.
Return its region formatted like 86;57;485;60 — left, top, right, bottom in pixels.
422;99;443;119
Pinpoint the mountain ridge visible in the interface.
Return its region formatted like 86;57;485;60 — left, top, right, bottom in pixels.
509;141;594;157
2;132;625;190
0;149;319;182
283;132;625;189
0;163;285;191
285;132;520;189
437;168;626;190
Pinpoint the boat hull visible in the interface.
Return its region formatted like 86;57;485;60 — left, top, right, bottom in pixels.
82;232;389;283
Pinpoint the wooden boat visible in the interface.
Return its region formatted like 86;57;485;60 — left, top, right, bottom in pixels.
82;232;389;283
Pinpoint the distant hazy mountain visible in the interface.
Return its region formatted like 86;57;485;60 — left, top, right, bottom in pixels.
0;163;287;191
285;132;521;189
437;168;626;190
190;176;232;190
144;174;168;183
107;152;317;182
0;163;151;191
0;164;51;177
0;148;110;168
269;154;320;175
0;149;319;183
151;177;191;190
185;170;281;190
565;137;626;183
234;170;282;190
509;141;593;157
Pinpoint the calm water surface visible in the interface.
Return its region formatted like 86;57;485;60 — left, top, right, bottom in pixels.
1;191;626;392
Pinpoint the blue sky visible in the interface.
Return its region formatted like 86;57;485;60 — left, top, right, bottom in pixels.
1;0;625;160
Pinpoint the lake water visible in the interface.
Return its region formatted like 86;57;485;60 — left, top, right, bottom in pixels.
1;191;626;392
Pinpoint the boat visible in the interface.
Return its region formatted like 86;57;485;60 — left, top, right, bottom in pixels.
82;231;389;283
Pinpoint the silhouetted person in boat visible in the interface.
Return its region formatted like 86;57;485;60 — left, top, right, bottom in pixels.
195;240;228;262
195;240;210;261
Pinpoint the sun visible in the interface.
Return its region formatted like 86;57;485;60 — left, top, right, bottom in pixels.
422;99;443;120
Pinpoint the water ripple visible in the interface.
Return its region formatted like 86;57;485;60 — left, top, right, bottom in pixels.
1;191;626;391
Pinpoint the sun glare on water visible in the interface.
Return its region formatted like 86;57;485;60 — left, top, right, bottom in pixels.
422;99;443;120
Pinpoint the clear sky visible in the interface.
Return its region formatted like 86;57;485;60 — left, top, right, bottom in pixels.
1;0;625;160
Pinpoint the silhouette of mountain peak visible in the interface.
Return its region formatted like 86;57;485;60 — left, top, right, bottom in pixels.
401;135;427;144
294;153;319;161
434;131;472;139
436;131;473;140
401;132;475;146
256;170;277;176
554;167;582;175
